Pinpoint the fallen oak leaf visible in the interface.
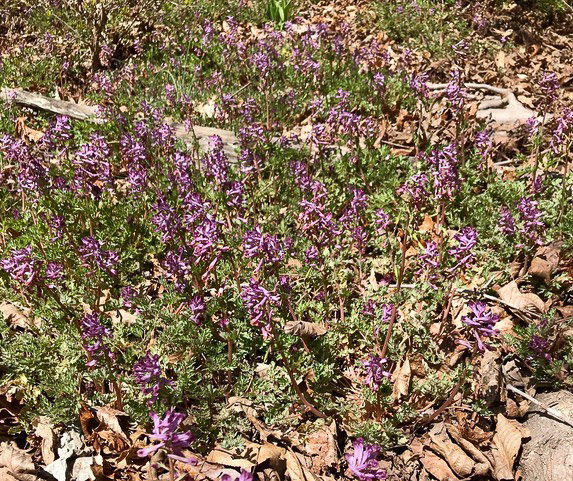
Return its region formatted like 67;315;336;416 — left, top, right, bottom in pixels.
528;242;562;284
0;443;54;481
391;357;411;399
284;321;327;338
496;281;545;319
428;423;475;479
489;414;530;481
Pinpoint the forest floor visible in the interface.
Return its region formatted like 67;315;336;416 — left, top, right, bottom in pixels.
1;1;573;480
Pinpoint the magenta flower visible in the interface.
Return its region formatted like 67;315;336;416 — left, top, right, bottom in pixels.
345;438;387;480
461;301;499;351
240;279;280;339
448;227;478;272
80;313;113;367
78;236;119;276
138;408;195;464
133;352;173;403
498;206;516;236
0;246;41;287
362;355;391;391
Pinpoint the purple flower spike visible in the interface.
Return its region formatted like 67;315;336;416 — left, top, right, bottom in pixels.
461;301;499;351
345;438;387;480
362;355;392;391
498;206;516;236
137;408;195;465
0;246;41;288
448;226;478;272
80;312;113;366
133;352;173;403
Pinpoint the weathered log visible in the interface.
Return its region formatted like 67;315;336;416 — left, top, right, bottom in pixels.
0;87;240;161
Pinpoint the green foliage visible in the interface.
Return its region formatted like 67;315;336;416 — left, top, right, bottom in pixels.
266;0;293;25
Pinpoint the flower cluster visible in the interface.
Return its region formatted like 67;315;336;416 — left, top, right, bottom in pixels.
133;352;173;404
240;279;280;339
448;227;478;272
78;236;119;275
345;438;387;480
137;408;195;464
362;355;392;391
80;312;113;367
461;301;499;351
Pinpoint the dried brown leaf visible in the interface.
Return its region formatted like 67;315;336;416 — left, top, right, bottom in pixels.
446;424;492;477
478;350;502;407
0;443;49;481
420;448;460;481
491;414;529;480
302;421;338;472
206;447;255;471
497;281;545;317
429;424;475;478
528;242;561;284
32;417;56;465
392;358;411;399
284;321;327;338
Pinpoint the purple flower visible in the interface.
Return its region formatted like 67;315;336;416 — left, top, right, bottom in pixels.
152;196;181;243
138;408;195;465
133;352;172;403
550;107;573;154
474;129;493;162
446;69;465;114
526;116;540;138
517;197;544;245
80;312;113;366
189;295;206;326
45;261;64;287
528;335;552;361
362;355;392;391
345;438;387;481
419;241;440;271
498;206;516;236
374;209;390;236
397;172;429;208
362;300;377;317
448;227;478;272
243;226;284;272
540;71;559;104
72;133;112;194
409;72;429;98
121;286;139;308
461;301;499;351
0;246;41;287
298;198;342;247
304;245;320;267
202;135;229;185
240;279;280;339
427;143;460;200
78;236;119;276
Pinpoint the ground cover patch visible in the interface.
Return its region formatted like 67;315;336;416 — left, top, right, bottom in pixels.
0;1;572;480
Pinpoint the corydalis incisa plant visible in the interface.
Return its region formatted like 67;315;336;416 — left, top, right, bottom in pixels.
345;438;387;480
138;408;196;481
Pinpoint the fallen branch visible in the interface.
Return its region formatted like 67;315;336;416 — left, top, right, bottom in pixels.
426;82;537;124
506;384;573;429
0;87;240;162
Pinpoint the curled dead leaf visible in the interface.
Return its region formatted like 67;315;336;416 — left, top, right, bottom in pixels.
490;414;530;480
429;424;475;478
284;321;327;338
497;281;545;318
392;358;411;399
528;242;561;284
